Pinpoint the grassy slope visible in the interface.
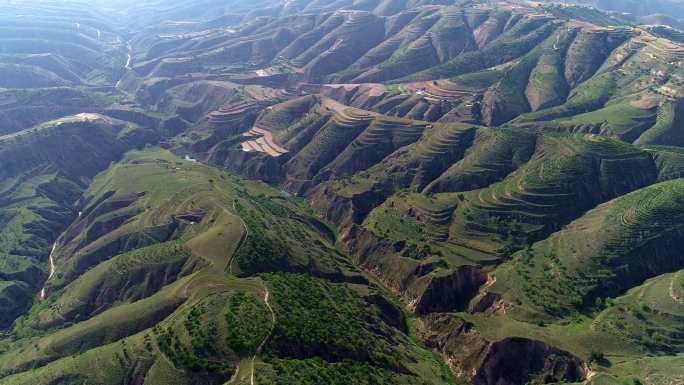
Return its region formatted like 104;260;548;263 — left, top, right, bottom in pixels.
0;115;157;330
3;1;684;384
0;149;453;385
491;178;684;319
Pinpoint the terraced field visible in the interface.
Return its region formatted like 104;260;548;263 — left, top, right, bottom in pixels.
446;134;657;258
241;126;289;157
491;178;684;318
3;0;684;384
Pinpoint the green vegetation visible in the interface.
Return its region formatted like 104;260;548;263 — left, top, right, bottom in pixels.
4;1;684;384
494;178;684;318
0;148;453;385
225;292;270;354
231;193;349;278
156;301;231;373
264;273;391;363
233;200;291;273
259;358;400;385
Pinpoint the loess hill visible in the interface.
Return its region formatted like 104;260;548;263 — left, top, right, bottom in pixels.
1;0;684;385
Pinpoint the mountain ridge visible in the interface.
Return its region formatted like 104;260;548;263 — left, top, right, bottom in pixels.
0;1;683;384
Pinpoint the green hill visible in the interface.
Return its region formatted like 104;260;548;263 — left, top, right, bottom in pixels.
3;0;684;384
0;149;453;385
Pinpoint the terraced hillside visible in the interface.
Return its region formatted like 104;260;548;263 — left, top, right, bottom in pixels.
172;82;684;384
100;0;684;135
489;178;684;317
3;0;684;384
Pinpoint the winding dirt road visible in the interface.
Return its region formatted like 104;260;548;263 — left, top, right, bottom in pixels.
40;242;57;300
115;43;133;89
125;43;133;69
250;287;275;385
227;201;248;275
225;284;275;385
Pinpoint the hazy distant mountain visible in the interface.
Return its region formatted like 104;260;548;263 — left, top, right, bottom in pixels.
595;0;684;18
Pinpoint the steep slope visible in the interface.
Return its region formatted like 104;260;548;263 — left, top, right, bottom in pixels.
0;88;116;135
0;114;157;329
489;178;684;319
4;0;684;384
0;149;453;385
